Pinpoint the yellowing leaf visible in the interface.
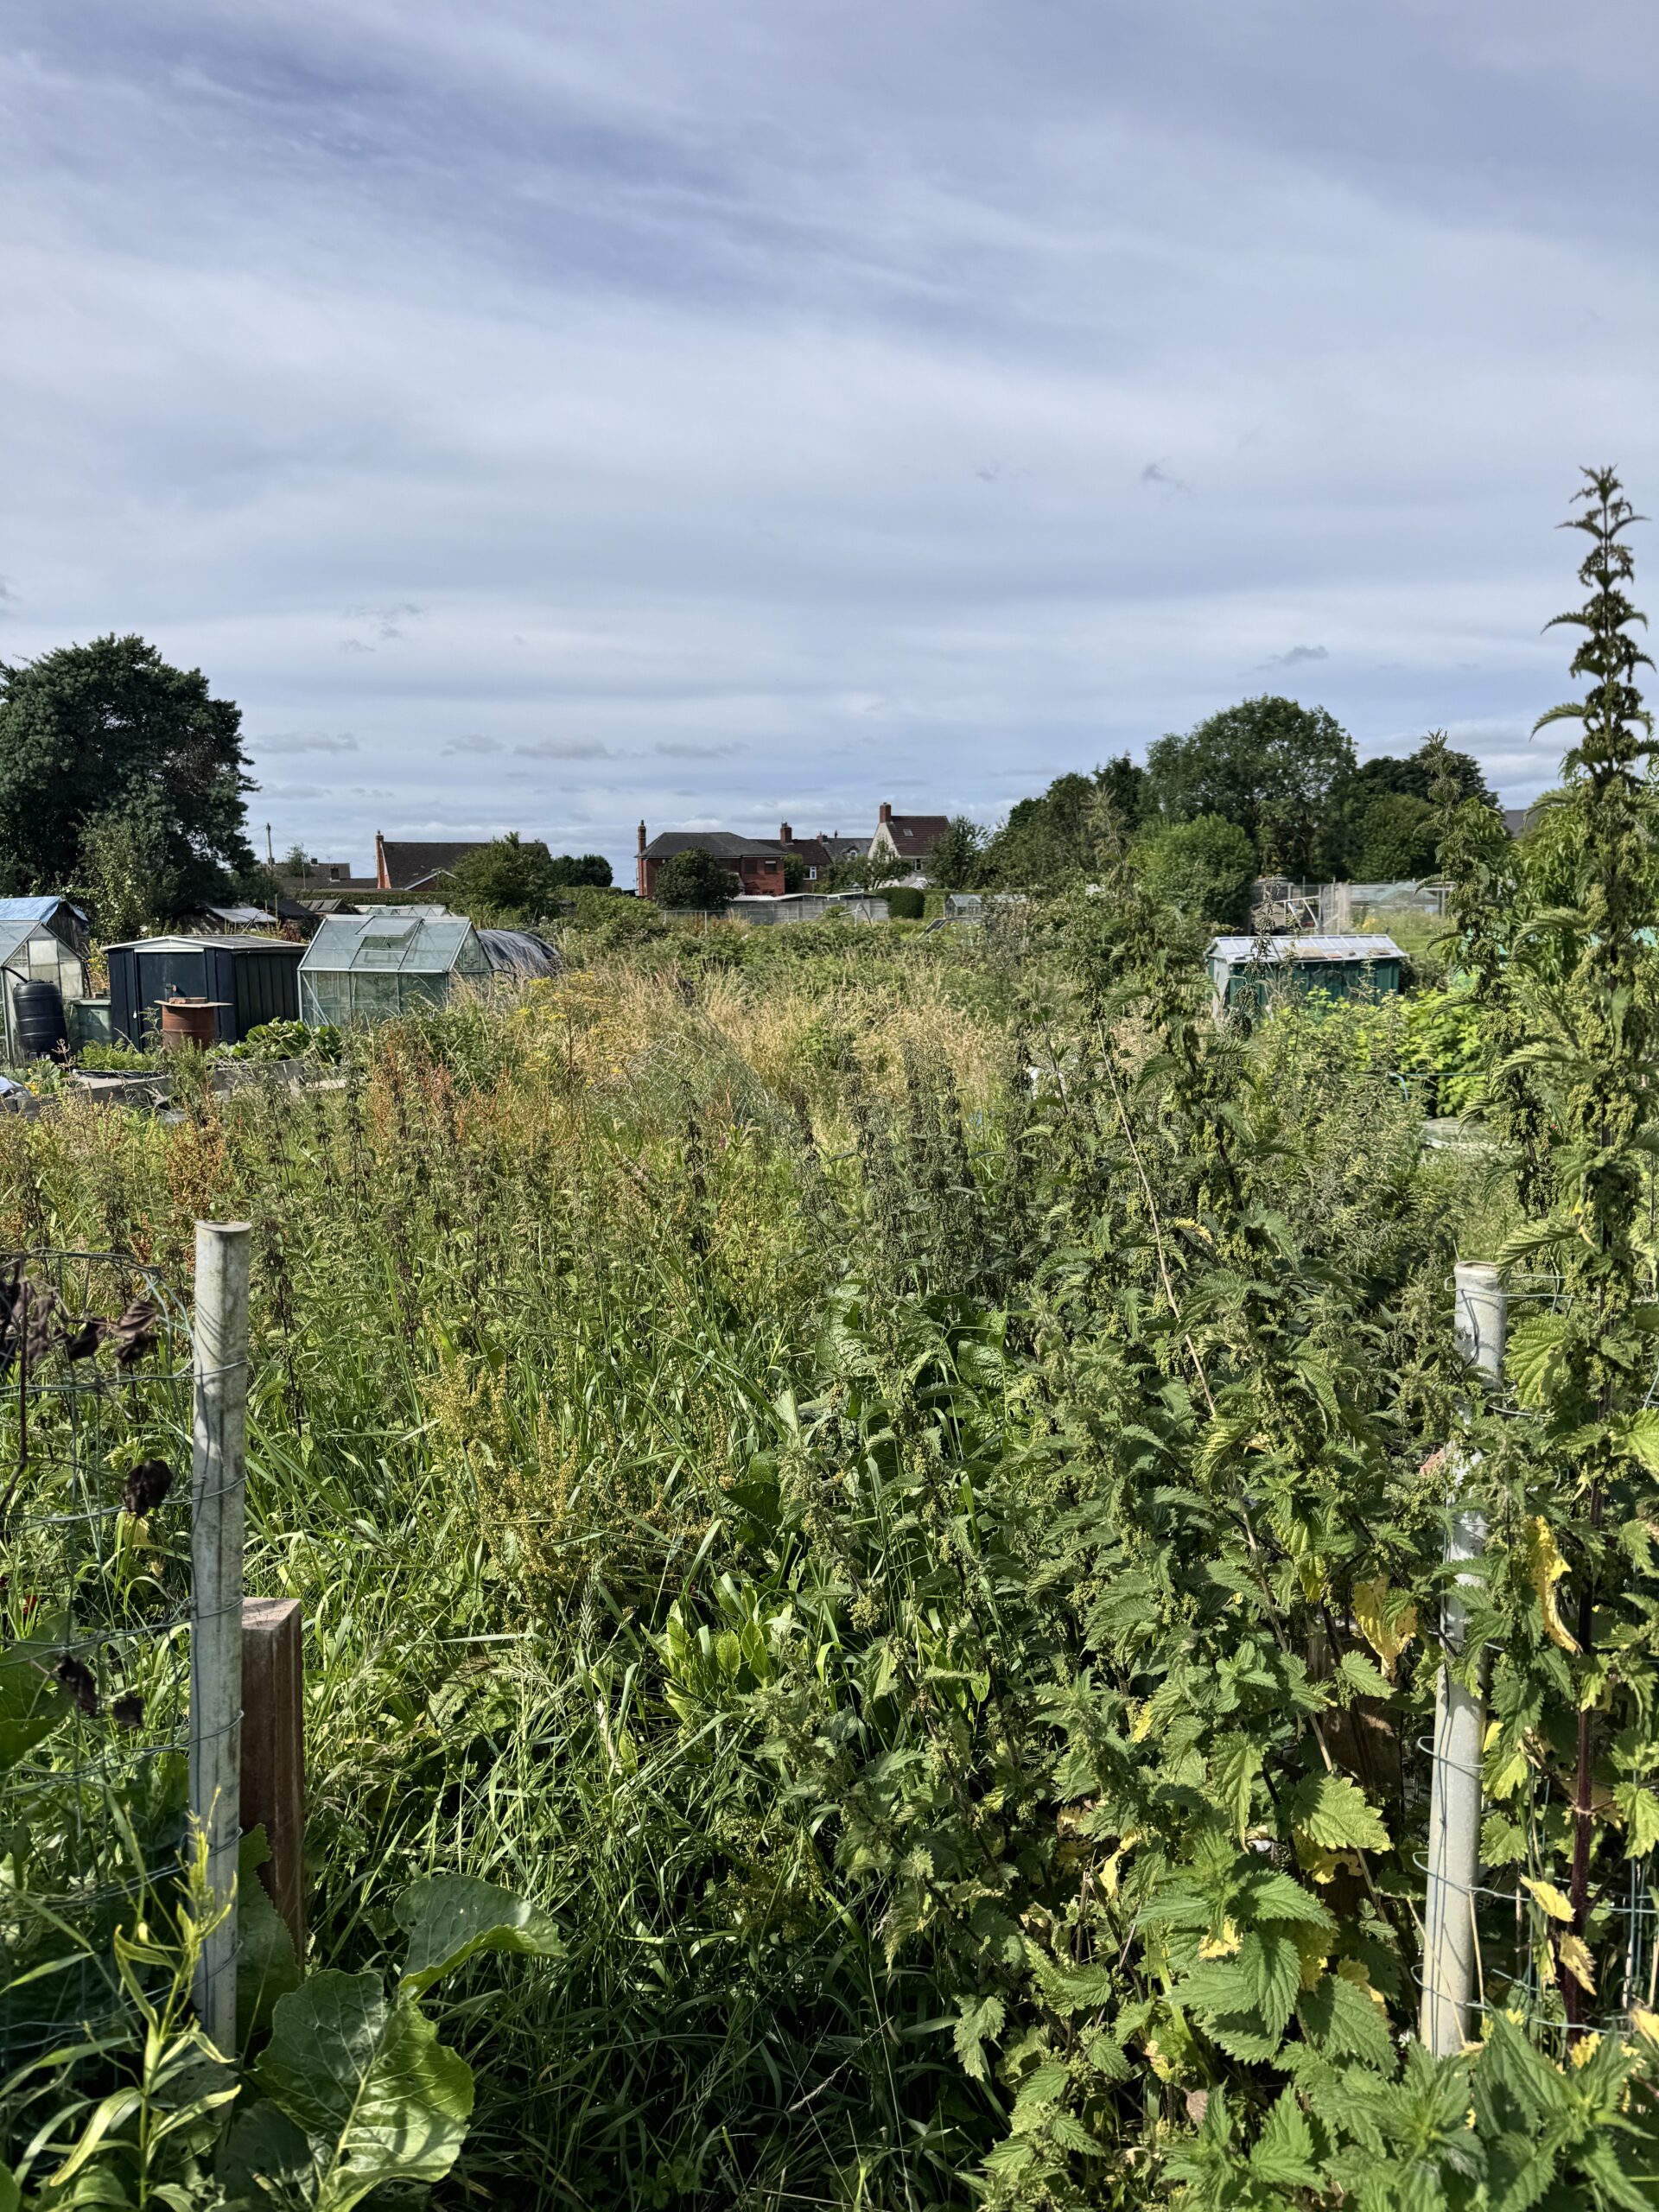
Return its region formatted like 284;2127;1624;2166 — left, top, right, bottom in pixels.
1525;1516;1580;1654
1334;1958;1389;2017
1351;1576;1416;1680
1628;2005;1659;2049
1129;1702;1154;1744
1522;1877;1574;1923
1557;1933;1596;1994
1569;2032;1601;2069
1198;1920;1242;1961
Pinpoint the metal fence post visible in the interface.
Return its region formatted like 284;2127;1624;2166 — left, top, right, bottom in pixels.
190;1222;251;2050
1420;1261;1505;2056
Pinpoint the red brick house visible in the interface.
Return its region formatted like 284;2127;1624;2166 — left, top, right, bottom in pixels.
636;824;788;900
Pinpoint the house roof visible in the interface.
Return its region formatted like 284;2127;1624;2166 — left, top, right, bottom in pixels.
817;836;868;861
377;839;488;889
644;831;786;861
1207;934;1405;967
880;814;952;859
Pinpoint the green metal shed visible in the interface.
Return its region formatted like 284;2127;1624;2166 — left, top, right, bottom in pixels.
1206;933;1406;1014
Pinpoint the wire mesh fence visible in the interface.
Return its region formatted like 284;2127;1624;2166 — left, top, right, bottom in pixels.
0;1249;195;2068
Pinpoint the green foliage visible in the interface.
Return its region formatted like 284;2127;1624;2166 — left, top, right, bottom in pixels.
984;760;1143;889
885;886;925;920
780;849;810;892
1351;791;1440;880
1130;811;1255;926
563;885;667;945
1146;695;1355;876
1439;467;1659;2033
77;791;182;942
0;635;251;906
446;834;566;924
220;1020;343;1065
925;815;990;891
652;848;739;912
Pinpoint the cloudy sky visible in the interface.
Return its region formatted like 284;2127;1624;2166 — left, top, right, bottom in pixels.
3;1;1655;879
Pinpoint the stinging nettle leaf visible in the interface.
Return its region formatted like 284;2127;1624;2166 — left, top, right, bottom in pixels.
395;1874;564;1996
1287;1772;1390;1853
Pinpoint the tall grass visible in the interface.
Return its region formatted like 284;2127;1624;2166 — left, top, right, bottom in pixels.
0;927;1484;2207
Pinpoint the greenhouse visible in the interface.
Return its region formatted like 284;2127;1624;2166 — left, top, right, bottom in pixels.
298;913;556;1025
0;906;90;1062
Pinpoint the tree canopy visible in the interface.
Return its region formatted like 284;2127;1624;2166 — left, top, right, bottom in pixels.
1130;813;1255;928
983;759;1145;888
653;848;738;911
0;634;252;907
924;817;989;892
1145;696;1354;878
447;836;610;922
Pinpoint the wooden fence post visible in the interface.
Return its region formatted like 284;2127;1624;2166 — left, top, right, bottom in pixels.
190;1221;251;2051
240;1598;306;1957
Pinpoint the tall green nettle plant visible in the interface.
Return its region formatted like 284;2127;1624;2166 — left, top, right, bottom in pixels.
1479;469;1659;2028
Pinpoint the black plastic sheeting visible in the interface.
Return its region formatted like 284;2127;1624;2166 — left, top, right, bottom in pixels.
476;928;560;977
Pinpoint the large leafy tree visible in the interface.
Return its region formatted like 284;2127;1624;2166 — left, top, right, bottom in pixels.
1145;696;1355;877
446;834;607;922
984;758;1144;888
1337;736;1496;879
0;635;252;905
1130;812;1255;927
653;848;739;911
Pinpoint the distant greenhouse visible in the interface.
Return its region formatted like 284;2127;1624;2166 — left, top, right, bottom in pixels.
298;913;557;1025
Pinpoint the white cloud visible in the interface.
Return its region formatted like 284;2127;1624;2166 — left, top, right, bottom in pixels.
0;0;1653;873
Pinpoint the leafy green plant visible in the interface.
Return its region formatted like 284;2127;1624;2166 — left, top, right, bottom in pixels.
2;1862;561;2212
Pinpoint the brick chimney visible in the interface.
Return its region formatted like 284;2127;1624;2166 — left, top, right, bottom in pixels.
374;830;390;890
637;821;647;855
779;822;793;845
636;820;649;899
879;801;893;824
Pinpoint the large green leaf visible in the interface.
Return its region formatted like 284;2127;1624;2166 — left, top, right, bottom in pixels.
236;1827;302;2048
393;1874;563;1996
247;1971;473;2212
0;1618;71;1770
1287;1771;1390;1853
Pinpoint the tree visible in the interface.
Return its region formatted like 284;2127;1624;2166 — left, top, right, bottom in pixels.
1335;736;1495;877
1130;814;1255;928
653;848;739;911
781;851;811;893
78;792;181;942
0;635;252;904
984;759;1145;889
1145;697;1355;877
546;853;612;889
444;834;566;923
1351;792;1440;880
925;817;988;892
828;848;909;892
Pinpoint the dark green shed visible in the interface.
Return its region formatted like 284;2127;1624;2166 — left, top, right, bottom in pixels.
1206;933;1406;1014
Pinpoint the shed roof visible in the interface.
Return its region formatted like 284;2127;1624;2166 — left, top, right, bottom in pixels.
1207;933;1405;967
103;934;306;955
477;928;559;976
0;896;88;925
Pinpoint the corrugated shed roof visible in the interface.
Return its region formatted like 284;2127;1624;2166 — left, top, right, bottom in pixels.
0;896;87;924
1208;934;1406;965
